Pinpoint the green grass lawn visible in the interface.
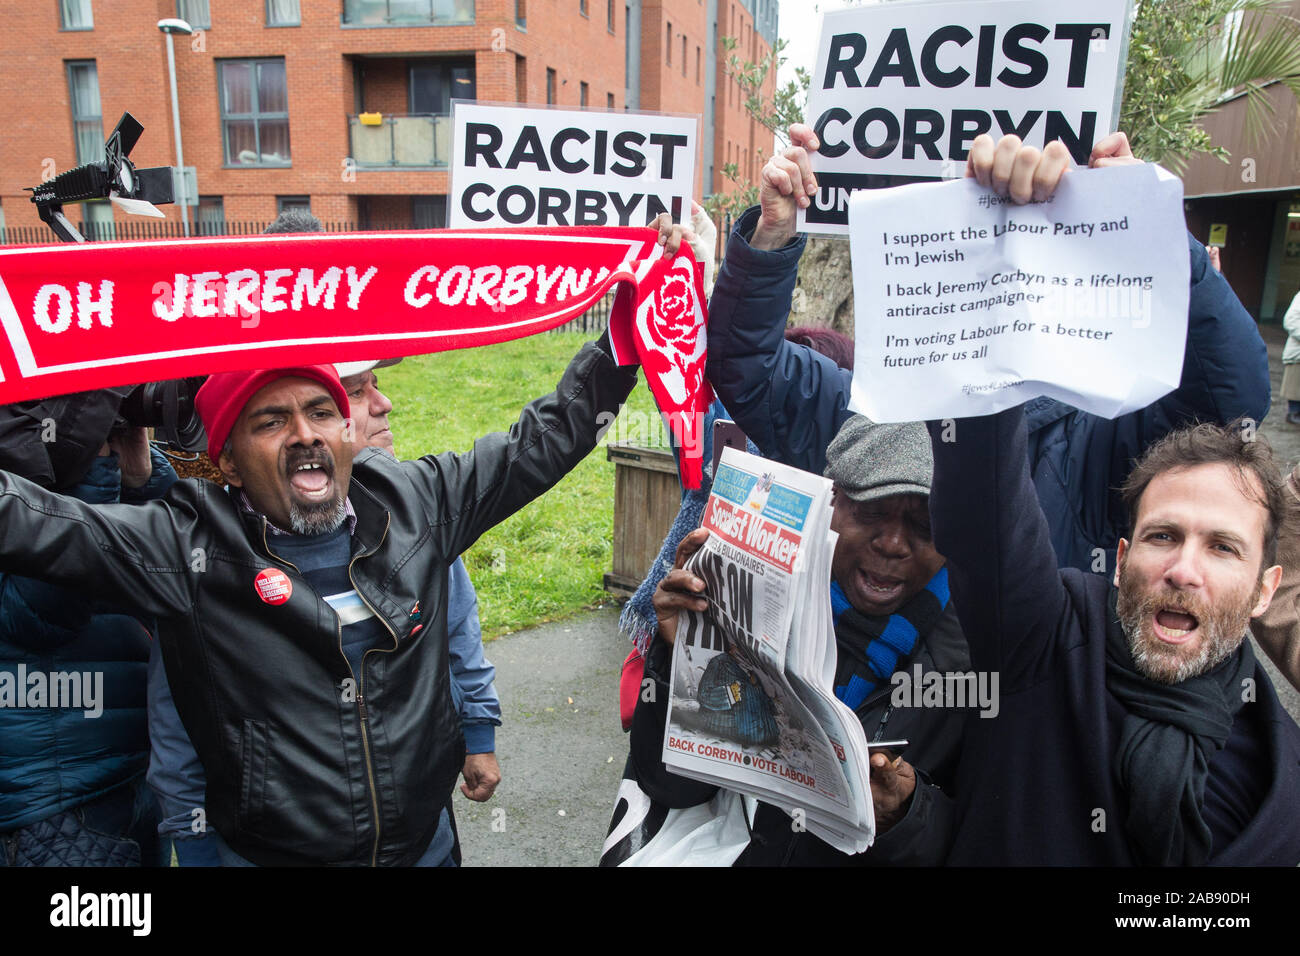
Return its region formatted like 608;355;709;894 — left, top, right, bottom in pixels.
380;332;662;638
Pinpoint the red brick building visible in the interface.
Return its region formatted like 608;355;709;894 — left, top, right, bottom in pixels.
0;0;776;238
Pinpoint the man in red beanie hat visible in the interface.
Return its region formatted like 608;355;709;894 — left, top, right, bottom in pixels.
0;294;659;865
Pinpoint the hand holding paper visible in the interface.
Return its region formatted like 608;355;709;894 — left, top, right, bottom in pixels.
848;157;1190;422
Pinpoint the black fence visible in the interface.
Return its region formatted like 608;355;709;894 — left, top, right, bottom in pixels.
0;218;613;336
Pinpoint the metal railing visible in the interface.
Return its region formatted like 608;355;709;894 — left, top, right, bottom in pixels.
349;114;453;167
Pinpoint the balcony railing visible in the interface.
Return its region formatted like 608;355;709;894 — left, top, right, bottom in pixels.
342;0;473;25
349;114;452;168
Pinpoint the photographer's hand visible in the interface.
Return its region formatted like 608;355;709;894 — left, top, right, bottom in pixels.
108;427;153;488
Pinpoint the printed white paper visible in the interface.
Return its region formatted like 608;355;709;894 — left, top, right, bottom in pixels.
847;162;1189;421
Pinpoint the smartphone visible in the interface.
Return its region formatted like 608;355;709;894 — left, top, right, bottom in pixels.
866;740;909;756
712;419;749;475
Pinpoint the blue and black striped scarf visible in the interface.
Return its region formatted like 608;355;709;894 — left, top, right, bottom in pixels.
831;567;950;710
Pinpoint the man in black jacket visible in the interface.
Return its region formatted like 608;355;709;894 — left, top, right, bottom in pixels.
0;337;638;866
930;407;1300;864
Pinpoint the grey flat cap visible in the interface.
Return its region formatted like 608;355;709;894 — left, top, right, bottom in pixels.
824;415;933;503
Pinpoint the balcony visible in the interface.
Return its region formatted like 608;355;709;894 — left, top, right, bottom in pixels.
342;0;473;26
349;114;452;167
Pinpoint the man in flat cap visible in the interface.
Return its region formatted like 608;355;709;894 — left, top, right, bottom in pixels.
631;414;973;865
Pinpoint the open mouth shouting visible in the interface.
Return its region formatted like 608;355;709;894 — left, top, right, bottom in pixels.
1152;607;1200;644
858;569;905;605
287;452;335;502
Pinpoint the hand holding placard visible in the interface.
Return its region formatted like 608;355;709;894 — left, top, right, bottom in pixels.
847;148;1189;422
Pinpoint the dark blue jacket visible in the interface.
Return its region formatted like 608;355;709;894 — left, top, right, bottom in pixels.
0;447;176;831
706;206;1271;572
928;408;1300;865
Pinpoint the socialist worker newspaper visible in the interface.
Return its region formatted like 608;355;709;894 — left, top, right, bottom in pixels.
662;447;876;854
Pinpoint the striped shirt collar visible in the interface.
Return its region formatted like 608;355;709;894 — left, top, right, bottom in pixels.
240;490;357;537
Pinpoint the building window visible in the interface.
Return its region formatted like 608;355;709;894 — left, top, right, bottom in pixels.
412;195;447;228
277;195;311;215
197;196;226;235
607;0;614;33
60;0;92;29
607;92;614;108
220;58;291;166
409;59;475;114
579;0;587;16
546;68;556;105
682;36;687;76
515;0;525;28
66;61;103;165
178;0;210;29
666;23;672;65
579;81;588;107
343;0;474;25
266;0;300;26
696;45;701;84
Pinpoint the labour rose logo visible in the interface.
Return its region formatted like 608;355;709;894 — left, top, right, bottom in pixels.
636;264;705;406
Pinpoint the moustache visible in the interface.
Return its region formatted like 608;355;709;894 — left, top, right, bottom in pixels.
285;448;335;477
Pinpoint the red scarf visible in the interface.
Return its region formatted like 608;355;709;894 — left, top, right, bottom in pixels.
0;227;711;486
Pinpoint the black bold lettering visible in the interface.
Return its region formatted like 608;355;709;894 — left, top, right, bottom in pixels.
998;23;1050;89
920;25;972;88
537;187;571;225
823;33;867;89
593;129;608;174
1054;23;1109;87
609;191;643;225
853;107;901;159
736;568;753;634
649;133;690;178
644;194;671;222
505;126;551;171
498;185;536;224
813;107;852;159
574;190;608;225
462;183;495;223
948;110;992;160
1044;110;1097;165
464;122;503;168
993;109;1042;140
550;127;590;174
975;24;996;87
866;28;920;87
610;131;647;176
903;109;944;159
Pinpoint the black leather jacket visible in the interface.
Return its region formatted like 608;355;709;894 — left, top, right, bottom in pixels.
0;340;637;865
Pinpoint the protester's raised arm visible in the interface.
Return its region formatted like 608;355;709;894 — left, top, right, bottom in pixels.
927;409;1071;686
400;335;637;559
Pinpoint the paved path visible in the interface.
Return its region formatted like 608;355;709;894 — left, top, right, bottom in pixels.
456;607;629;867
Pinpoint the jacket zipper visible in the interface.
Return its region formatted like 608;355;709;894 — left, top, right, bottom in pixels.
262;517;389;867
348;513;396;868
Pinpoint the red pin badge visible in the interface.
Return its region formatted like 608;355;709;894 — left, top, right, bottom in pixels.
254;568;292;606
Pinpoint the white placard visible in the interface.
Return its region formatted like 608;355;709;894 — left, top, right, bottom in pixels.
449;102;698;229
847;163;1190;422
800;0;1132;235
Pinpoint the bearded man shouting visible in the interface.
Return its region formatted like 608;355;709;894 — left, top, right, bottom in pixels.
929;411;1300;865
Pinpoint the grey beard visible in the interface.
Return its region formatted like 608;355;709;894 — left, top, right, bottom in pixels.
1116;584;1248;685
288;497;347;536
